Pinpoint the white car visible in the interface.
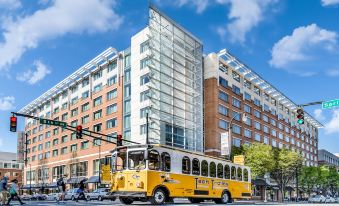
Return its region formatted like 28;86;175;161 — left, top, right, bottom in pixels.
325;196;336;203
309;195;326;203
20;194;32;200
64;188;81;201
46;193;61;201
86;188;110;201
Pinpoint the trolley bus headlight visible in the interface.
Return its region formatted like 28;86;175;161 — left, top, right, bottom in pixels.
136;181;144;188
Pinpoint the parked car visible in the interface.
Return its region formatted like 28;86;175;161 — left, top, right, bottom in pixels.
20;194;32;200
325;196;336;203
86;188;110;201
46;193;61;201
31;193;47;200
102;192;117;201
64;188;87;201
308;195;326;203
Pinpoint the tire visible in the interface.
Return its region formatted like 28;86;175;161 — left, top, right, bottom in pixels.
188;198;202;203
86;196;91;201
98;195;103;201
215;191;230;204
71;195;75;201
150;188;167;205
119;197;134;205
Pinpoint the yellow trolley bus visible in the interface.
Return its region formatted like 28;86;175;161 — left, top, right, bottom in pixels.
110;144;251;205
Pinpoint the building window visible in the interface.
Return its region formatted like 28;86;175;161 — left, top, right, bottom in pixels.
253;86;260;95
71;144;77;152
140;124;147;135
271;129;277;137
279;133;284;140
107;60;117;72
107;104;117;115
93;110;102;120
140;57;150;69
244;129;252;138
244;92;251;100
52;149;58;157
219;91;228;102
232;85;241;95
254;121;261;130
264;136;269;145
218;105;228;116
254;133;261;141
71;108;78;117
82;91;89;99
244;80;251;89
140;41;149;53
93;96;102;107
93;70;102;81
107;89;117;100
93;124;102;132
232;71;240;82
263;115;269;122
254;110;261;118
140;90;150;102
263;125;269;134
107;75;117;86
219;119;229;130
254;98;261;106
93;83;102;93
61;135;68;143
81;141;89;149
81;115;89;124
232;98;241;108
244;117;252;126
232;124;241;134
140;107;150;118
264;104;270;112
219;77;228;88
106;118;117;129
81;102;90;112
140;74;150;85
244;104;251;113
61;147;68;154
233;138;241;147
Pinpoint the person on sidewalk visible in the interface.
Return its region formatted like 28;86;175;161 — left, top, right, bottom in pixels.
56;176;66;204
75;179;87;202
6;179;25;205
0;176;9;206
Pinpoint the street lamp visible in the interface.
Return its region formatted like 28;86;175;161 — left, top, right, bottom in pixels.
227;112;248;158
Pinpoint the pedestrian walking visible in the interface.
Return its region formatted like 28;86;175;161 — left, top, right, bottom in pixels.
6;179;25;205
56;176;66;204
0;176;9;206
75;179;87;202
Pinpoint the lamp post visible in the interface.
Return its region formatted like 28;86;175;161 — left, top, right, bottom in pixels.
227;112;247;158
29;163;32;195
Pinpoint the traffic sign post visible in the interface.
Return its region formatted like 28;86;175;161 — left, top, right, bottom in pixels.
322;99;339;109
39;118;67;128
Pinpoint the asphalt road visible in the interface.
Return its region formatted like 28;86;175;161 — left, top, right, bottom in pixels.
4;199;339;206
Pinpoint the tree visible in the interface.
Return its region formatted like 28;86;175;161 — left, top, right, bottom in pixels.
230;145;245;161
244;143;303;202
299;166;319;196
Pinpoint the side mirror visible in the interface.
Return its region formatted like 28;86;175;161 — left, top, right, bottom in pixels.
144;150;149;161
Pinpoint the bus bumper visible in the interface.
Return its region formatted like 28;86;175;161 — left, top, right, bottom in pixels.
112;191;147;198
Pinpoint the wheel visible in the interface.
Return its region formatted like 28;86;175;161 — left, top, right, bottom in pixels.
119;197;134;205
150;188;167;205
98;195;103;201
215;191;230;204
188;198;202;203
71;195;75;201
86;196;91;201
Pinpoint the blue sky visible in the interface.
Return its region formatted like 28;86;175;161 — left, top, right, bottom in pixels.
0;0;338;155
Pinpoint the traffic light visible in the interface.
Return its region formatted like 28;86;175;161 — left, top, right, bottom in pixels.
296;108;304;125
10;116;17;132
117;134;123;146
76;125;83;139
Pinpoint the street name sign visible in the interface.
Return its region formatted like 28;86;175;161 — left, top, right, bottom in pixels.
322;99;339;109
40;118;67;128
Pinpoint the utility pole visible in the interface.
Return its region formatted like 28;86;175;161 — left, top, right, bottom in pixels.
146;112;149;145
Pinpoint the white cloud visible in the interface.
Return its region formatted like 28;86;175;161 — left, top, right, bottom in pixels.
176;0;210;13
269;24;338;74
0;0;21;10
335;153;339;157
326;69;339;77
17;60;51;84
0;137;3;148
321;0;339;6
325;109;339;134
216;0;277;43
314;109;325;121
0;96;15;111
0;0;123;70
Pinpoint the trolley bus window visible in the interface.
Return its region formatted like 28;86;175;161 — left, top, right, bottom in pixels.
116;150;127;171
237;167;243;181
128;150;146;170
231;166;236;180
217;163;223;178
192;158;200;175
244;168;249;181
148;150;160;170
182;156;191;174
224;164;230;179
161;152;171;172
201;160;208;176
209;162;216;177
111;153;117;172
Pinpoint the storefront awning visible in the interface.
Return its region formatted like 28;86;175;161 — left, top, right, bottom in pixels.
46;182;58;188
252;179;269;186
21;184;36;189
85;176;100;183
67;177;87;184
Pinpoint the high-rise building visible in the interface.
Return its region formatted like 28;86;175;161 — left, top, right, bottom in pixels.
18;6;203;190
203;50;322;166
318;149;339;171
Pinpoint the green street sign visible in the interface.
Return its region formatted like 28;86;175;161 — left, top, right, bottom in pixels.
40;118;67;128
322;99;339;109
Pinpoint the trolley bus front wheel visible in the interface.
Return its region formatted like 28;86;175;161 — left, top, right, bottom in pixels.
150;188;167;205
215;190;231;204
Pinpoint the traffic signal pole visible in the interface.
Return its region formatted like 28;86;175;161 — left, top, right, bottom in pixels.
298;101;323;107
11;112;140;145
